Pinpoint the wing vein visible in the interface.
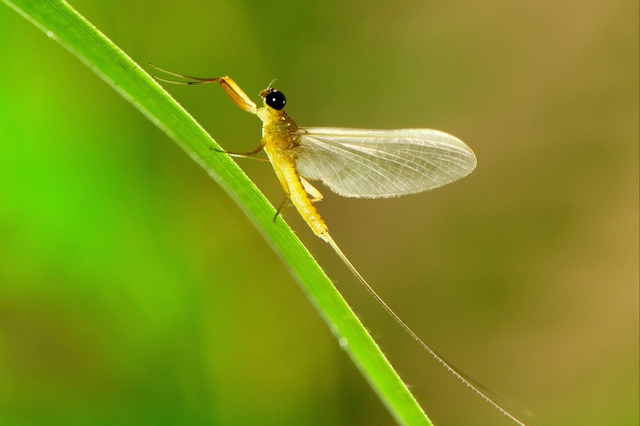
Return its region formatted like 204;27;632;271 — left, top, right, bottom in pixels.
294;128;476;198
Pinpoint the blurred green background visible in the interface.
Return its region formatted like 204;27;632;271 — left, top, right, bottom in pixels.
0;0;638;425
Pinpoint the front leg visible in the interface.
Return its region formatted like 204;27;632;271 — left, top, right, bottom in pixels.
149;64;258;114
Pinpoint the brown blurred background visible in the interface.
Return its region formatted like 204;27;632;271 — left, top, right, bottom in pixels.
0;0;638;425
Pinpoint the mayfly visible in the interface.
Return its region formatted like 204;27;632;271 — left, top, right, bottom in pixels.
150;64;527;426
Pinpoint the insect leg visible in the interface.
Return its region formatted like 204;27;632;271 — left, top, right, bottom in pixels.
149;64;257;113
300;177;324;204
274;196;292;221
210;139;269;160
215;77;258;114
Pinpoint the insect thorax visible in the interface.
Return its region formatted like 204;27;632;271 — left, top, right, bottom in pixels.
260;107;300;151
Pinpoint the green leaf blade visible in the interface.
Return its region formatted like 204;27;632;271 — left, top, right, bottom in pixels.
2;0;433;424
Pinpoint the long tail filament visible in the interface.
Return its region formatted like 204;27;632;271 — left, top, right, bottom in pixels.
322;232;528;426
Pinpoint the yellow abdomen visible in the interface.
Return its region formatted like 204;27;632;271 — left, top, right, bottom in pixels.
264;137;328;239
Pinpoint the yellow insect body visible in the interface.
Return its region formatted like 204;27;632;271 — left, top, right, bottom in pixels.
258;102;329;239
150;64;527;426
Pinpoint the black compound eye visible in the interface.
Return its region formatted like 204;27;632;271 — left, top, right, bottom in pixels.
264;89;287;110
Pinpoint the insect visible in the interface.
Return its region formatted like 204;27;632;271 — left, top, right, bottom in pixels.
150;64;527;426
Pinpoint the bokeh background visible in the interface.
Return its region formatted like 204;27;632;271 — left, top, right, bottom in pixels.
1;0;638;425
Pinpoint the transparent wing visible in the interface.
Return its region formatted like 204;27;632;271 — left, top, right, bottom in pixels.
294;127;477;198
